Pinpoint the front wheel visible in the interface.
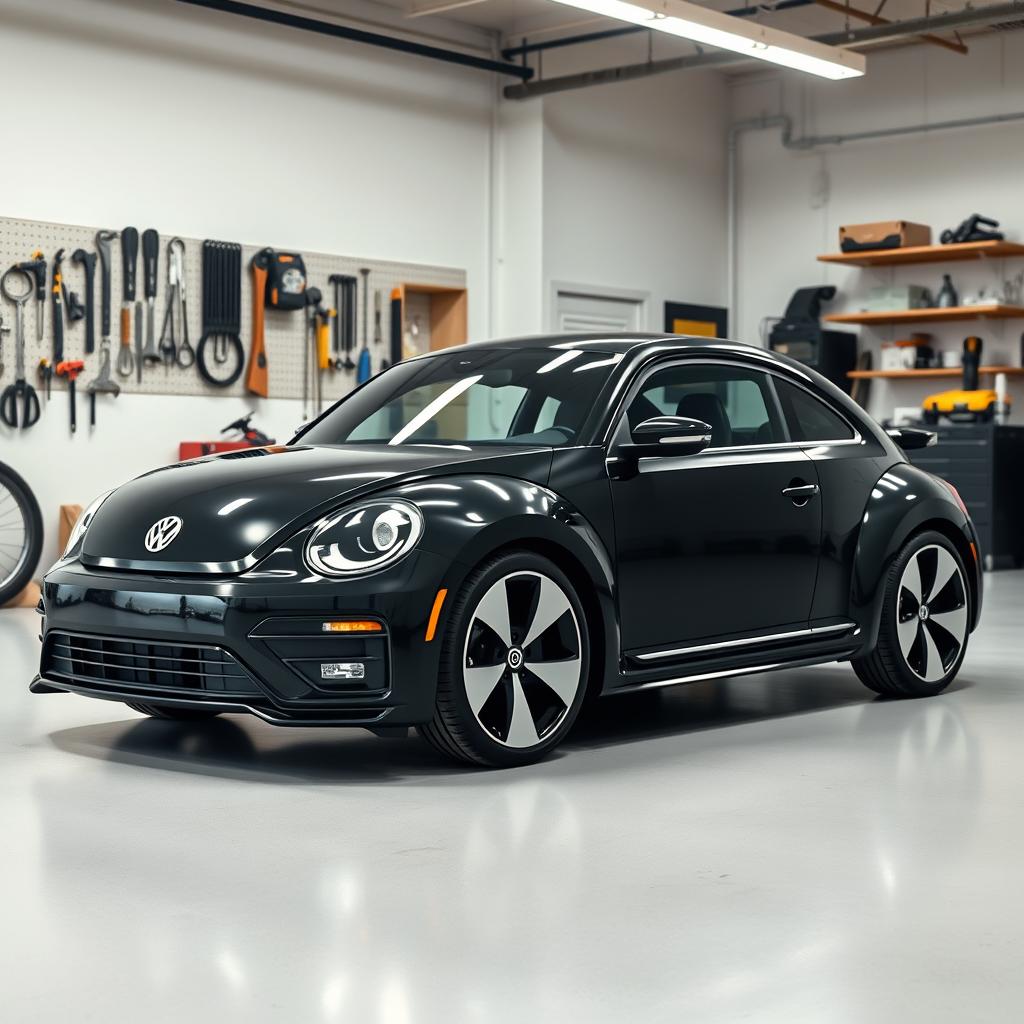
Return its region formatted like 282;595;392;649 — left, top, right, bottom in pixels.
418;551;590;767
853;530;971;697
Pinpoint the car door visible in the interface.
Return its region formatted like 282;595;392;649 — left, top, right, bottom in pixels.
608;358;822;655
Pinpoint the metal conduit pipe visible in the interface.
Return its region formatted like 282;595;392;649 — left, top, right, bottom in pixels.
727;108;1024;333
175;0;534;79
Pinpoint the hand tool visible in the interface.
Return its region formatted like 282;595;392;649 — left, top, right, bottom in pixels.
117;227;138;378
374;289;390;372
197;240;244;388
135;302;145;379
16;251;46;343
86;343;121;427
303;289;314;420
0;314;8;375
247;249;270;396
303;287;326;417
0;267;42;429
329;274;358;372
56;360;85;434
357;268;371;384
159;237;187;367
141;229;160;365
71;248;97;354
316;307;333;414
390;287;403;365
51;250;66;363
37;358;52;400
95;229;117;355
174;239;194;369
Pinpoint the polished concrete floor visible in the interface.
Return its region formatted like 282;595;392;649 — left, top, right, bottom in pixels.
2;574;1023;1023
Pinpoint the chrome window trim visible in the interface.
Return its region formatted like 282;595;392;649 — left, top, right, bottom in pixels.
603;353;863;451
632;621;859;662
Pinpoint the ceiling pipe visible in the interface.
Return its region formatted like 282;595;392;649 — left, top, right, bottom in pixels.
174;0;534;79
504;0;1024;98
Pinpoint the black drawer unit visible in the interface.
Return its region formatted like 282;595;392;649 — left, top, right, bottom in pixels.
908;423;1024;570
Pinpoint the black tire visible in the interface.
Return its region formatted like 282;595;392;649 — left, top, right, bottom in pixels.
0;461;42;608
125;701;223;722
853;530;971;698
418;551;591;768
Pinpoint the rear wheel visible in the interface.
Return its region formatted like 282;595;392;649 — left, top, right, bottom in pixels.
853;530;970;697
418;551;589;767
125;701;222;722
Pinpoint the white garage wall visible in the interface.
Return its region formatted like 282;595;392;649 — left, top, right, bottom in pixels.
731;32;1024;421
543;66;730;330
0;0;498;566
0;0;731;571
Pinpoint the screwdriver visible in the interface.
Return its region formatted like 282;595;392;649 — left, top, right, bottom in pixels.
142;229;159;362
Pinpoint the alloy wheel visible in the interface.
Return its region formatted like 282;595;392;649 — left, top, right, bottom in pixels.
896;544;968;683
462;570;583;748
0;478;31;597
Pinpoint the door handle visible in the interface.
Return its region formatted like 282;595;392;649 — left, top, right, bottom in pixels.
782;482;819;504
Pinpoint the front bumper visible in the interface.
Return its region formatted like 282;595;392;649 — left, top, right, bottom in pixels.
34;550;457;727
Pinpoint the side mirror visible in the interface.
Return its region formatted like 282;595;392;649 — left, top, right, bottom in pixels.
887;427;936;451
608;416;712;481
630;415;713;456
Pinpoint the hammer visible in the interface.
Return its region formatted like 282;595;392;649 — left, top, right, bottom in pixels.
56;359;85;434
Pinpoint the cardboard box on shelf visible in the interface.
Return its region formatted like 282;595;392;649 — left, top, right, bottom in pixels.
840;221;932;252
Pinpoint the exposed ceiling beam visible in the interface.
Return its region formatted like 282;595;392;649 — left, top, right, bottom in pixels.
405;0;493;18
812;0;968;55
505;0;1024;98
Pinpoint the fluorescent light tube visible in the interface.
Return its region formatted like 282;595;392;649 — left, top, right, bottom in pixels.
547;0;866;80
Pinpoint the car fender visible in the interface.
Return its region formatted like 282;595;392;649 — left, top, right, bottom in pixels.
850;463;979;653
391;473;620;689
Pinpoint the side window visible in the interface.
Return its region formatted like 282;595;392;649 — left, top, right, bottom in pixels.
775;379;855;442
626;363;784;447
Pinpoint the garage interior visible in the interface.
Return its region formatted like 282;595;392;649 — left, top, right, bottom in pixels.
3;0;1024;1018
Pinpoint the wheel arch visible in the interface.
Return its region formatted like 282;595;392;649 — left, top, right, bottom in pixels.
395;472;619;697
850;464;980;652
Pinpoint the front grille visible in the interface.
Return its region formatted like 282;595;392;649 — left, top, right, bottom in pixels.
43;632;261;696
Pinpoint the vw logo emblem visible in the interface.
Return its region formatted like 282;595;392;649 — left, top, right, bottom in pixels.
145;515;183;553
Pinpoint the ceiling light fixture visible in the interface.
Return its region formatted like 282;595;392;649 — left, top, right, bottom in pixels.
546;0;866;80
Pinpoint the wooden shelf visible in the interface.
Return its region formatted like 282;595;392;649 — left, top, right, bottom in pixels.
847;366;1024;381
818;240;1024;268
824;304;1024;326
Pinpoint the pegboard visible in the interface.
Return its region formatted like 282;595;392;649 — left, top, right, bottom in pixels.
0;214;466;406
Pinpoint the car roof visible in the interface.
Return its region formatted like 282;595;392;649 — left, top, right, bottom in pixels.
464;333;731;354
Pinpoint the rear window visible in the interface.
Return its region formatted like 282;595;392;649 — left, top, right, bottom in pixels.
775;379;855;442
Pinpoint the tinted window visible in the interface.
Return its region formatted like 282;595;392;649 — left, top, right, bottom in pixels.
628;363;783;447
775;379;855;442
302;347;622;448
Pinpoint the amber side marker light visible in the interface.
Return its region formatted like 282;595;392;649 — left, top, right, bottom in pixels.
425;589;448;642
321;620;382;633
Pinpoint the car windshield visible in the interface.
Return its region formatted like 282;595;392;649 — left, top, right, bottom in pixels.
299;346;623;448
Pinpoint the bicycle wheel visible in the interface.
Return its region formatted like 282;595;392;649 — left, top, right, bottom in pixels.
0;461;43;607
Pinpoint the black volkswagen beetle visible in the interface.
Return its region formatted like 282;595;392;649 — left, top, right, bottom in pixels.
34;334;982;767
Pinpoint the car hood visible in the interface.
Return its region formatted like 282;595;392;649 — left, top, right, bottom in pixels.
80;444;553;574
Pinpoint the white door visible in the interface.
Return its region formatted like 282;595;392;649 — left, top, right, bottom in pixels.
554;289;646;333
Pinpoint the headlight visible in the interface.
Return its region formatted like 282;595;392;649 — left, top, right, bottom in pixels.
304;499;423;578
62;490;114;559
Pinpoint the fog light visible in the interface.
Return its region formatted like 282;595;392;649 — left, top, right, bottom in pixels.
321;662;366;680
321;620;382;633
